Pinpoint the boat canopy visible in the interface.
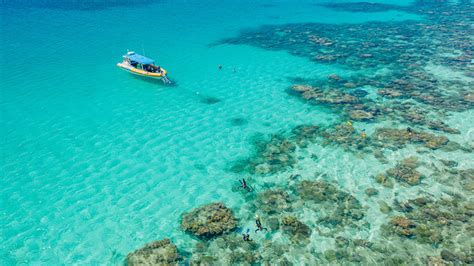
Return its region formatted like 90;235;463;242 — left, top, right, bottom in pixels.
125;52;155;65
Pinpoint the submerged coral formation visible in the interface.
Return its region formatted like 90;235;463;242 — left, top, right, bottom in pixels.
181;202;237;239
384;195;474;263
232;134;297;174
126;238;179;266
281;216;312;243
385;157;424;185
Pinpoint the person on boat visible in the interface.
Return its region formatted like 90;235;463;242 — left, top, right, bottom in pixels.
242;229;252;241
255;215;268;233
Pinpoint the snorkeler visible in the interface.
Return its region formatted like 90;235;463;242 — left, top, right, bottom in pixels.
238;178;253;192
240;178;248;189
242;229;252;241
255;215;268;233
407;127;413;135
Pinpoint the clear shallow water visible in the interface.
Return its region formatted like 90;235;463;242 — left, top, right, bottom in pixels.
1;0;472;264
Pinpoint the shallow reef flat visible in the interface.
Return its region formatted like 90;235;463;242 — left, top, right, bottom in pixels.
126;1;474;264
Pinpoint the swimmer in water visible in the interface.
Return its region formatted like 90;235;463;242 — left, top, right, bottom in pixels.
242;229;252;241
239;178;253;192
218;64;222;70
255;215;268;233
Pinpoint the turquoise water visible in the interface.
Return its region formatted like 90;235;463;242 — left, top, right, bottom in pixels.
2;0;473;264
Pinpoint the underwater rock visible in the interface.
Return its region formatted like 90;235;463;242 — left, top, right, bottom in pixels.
257;189;293;214
373;128;450;150
190;234;261;265
291;83;360;106
328;74;341;81
190;255;217;265
349;109;374;121
413;223;443;245
427;120;461;134
281;216;312;242
385;193;474;248
389;216;416;237
297;180;365;226
440;159;458;168
426;256;448;266
440;249;460;262
373;149;388;164
343;82;357;88
181;202;237;239
254;136;297;174
349;89;368;97
462;92;474;103
378;88;403;98
266;216;280;231
379;201;392;213
364;187;379;197
324;249;337;262
291;84;313;93
319;122;369;150
126;238;179;266
291;124;321;147
391;216;415;229
334;236;350;248
374;174;394;188
317;90;359;105
234;134;298;175
385;157;424;185
297;180;338;203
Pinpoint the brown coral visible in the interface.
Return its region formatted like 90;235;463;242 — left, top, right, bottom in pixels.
181;202;237;239
126;238;179;266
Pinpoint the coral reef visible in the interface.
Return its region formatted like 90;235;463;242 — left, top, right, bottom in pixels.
232;135;297;174
296;180;365;227
254;189;293;214
372;128;451;150
386;157;424;185
319;122;369;151
281;216;312;243
181;202;237;239
384;195;473;257
189;234;262;265
126;238;179;266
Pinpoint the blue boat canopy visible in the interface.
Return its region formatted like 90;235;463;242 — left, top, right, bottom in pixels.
124;52;155;65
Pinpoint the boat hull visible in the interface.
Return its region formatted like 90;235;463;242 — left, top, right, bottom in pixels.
117;63;167;79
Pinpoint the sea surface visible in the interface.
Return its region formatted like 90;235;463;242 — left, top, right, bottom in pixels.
1;0;473;264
